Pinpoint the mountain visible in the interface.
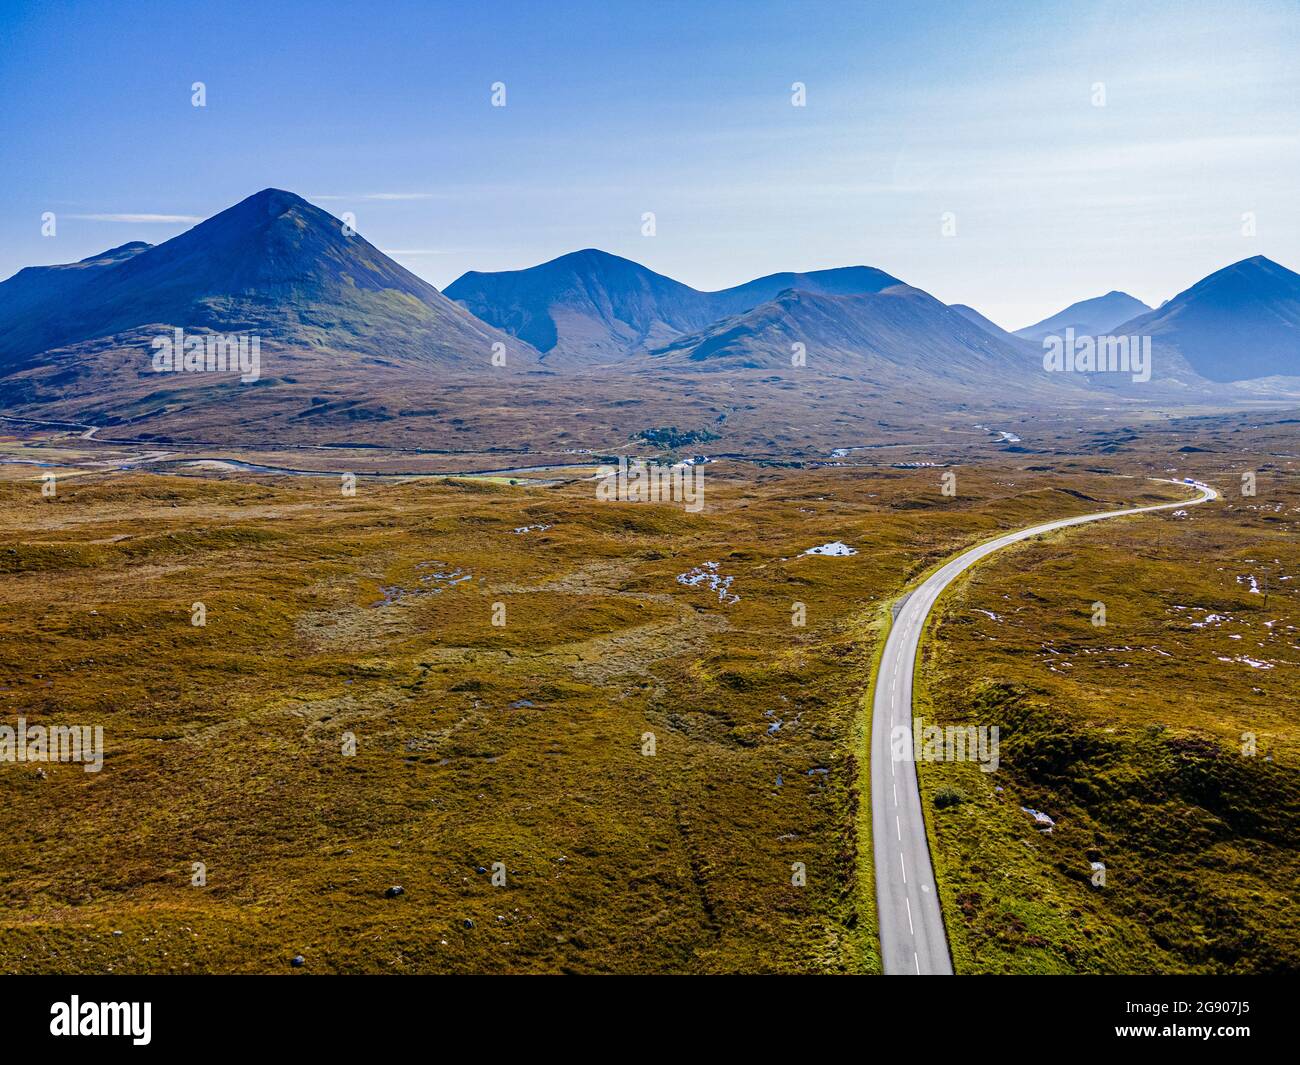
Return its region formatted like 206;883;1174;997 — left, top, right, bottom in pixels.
444;251;904;364
4;192;1296;445
707;265;903;316
0;189;529;374
948;303;1027;343
1015;291;1152;342
444;249;716;364
648;284;1063;395
1111;256;1300;382
0;242;151;328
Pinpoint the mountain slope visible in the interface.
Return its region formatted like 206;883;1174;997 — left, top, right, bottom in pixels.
1015;290;1152;342
0;189;529;373
947;303;1040;350
708;265;903;316
445;252;905;364
648;284;1064;395
444;249;717;363
0;242;151;328
1112;256;1300;383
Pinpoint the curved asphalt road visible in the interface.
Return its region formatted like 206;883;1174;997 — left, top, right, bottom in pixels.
871;479;1218;975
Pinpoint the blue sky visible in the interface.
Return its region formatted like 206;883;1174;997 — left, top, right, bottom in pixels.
1;0;1296;327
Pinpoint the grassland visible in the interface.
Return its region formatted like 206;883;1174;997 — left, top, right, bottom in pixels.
917;448;1299;973
0;450;1185;974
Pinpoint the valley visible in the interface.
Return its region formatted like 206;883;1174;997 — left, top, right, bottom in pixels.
0;406;1295;974
1;188;1297;978
4;0;1300;1042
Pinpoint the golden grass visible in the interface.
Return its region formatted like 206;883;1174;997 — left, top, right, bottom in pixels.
0;456;1272;973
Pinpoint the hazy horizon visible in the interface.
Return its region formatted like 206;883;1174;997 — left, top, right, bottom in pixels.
1;0;1296;329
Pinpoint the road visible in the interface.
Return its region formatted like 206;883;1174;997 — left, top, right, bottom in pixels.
871;478;1218;975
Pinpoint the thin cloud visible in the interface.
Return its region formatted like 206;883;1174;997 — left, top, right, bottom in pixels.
312;193;437;202
69;213;202;223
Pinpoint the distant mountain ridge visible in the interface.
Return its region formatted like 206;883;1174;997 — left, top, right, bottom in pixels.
1015;290;1152;342
445;250;903;364
949;304;1004;332
946;303;1042;353
648;284;1066;397
445;249;716;363
2;189;1299;436
707;265;904;316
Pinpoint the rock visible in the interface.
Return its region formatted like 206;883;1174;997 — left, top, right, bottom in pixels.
385;885;405;898
290;955;305;968
1020;806;1055;831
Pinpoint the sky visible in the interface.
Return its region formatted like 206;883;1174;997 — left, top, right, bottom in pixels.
0;0;1296;328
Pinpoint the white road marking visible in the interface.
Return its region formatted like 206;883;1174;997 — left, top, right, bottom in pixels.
905;896;914;934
